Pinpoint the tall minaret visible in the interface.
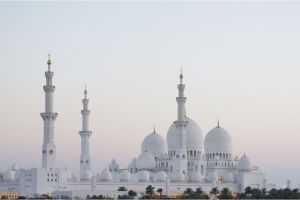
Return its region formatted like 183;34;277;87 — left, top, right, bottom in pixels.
79;85;92;181
171;69;188;181
41;54;58;169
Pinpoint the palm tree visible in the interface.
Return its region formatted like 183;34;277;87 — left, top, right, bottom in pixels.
184;188;194;198
244;186;252;198
128;190;137;198
220;188;232;199
145;185;155;198
156;188;163;198
210;187;219;195
118;186;127;191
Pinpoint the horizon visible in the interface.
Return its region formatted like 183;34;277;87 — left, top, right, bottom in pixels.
0;1;300;188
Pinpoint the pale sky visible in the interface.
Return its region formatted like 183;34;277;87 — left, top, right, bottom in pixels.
0;1;300;188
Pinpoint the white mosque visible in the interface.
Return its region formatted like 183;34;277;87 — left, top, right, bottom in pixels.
0;56;274;198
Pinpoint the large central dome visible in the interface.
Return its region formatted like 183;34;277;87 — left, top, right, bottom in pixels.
167;117;203;152
204;125;232;153
141;130;167;157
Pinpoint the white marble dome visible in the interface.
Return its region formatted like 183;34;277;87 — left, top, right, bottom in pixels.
141;130;167;157
153;171;167;182
118;170;131;182
223;172;235;182
167;117;203;152
80;169;92;181
138;170;150;182
204;125;232;153
208;171;218;182
237;154;251;172
100;169;112;182
136;151;156;170
3;170;15;182
189;171;202;182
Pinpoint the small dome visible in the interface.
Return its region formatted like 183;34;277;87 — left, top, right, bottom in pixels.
141;130;167;157
189;171;201;182
153;171;167;182
118;170;131;182
208;171;218;182
80;169;92;181
138;170;150;182
171;171;185;182
204;126;232;153
100;169;112;182
136;151;156;170
237;154;251;172
167;118;203;152
3;170;15;182
223;172;234;182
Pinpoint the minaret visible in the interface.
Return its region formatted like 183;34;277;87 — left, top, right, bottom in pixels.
79;85;92;181
171;69;188;181
40;54;58;169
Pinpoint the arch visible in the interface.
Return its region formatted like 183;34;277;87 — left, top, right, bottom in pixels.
201;165;204;175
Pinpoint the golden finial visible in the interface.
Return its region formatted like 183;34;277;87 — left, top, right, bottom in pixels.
84;84;87;98
179;67;183;84
47;52;52;65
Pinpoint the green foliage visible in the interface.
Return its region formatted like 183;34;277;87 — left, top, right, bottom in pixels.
235;187;300;199
117;186;128;191
145;185;155;198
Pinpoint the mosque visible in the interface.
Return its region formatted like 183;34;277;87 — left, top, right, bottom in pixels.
0;56;274;198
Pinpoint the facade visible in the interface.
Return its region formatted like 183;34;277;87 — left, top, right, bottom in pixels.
0;56;273;198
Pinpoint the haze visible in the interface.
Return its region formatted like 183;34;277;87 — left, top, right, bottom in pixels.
0;1;300;188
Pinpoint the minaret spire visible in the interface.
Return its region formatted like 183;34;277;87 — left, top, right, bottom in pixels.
170;68;188;181
41;54;58;169
47;52;52;71
79;85;92;181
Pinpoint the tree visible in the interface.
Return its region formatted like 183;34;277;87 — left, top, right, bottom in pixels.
210;187;219;195
118;186;127;191
156;188;163;198
128;190;137;198
244;186;252;198
251;188;261;199
220;188;232;199
184;188;194;198
145;185;155;198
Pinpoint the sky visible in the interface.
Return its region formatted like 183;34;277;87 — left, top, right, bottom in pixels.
0;1;300;188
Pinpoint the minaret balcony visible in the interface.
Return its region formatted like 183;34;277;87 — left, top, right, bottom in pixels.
43;85;55;92
40;112;58;119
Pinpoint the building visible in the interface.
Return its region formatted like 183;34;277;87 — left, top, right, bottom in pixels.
0;55;272;198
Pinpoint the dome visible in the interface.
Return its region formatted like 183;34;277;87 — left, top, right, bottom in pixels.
237;154;251;172
3;170;15;182
100;169;112;182
223;172;234;182
208;171;218;182
80;169;92;181
171;171;185;182
136;151;156;170
189;171;201;182
138;170;150;182
167;117;203;151
153;171;167;182
141;130;167;157
204;125;232;153
118;170;131;182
